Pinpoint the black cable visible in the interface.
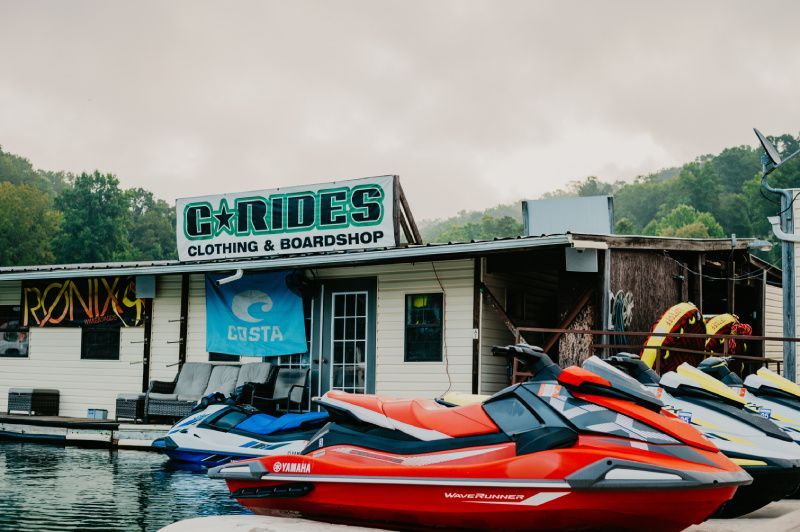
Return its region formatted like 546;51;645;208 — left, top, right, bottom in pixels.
662;251;771;281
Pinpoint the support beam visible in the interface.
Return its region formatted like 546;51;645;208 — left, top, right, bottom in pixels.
178;273;190;366
140;298;153;393
471;259;482;394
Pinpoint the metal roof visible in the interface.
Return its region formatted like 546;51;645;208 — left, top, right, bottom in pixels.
0;232;770;281
0;234;575;280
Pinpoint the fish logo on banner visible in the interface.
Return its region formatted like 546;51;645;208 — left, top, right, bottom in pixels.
205;271;307;357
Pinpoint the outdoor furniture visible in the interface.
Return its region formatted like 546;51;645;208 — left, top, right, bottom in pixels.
115;393;145;421
145;362;215;421
233;362;273;404
7;388;60;416
252;367;310;414
142;362;275;422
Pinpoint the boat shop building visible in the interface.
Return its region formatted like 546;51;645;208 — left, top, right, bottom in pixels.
0;231;779;419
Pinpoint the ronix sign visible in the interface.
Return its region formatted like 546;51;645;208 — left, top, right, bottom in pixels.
176;175;398;261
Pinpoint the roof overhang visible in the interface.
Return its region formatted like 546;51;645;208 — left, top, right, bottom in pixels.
0;234;574;281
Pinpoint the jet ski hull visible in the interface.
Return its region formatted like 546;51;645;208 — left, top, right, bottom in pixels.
212;438;749;532
229;480;736;531
716;465;800;518
152;404;327;467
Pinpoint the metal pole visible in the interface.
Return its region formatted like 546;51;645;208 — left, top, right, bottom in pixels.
761;157;796;380
780;193;796;380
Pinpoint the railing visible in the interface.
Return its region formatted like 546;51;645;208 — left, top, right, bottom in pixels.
512;326;797;378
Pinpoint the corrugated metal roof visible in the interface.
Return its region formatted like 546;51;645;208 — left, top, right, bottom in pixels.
0;234;574;280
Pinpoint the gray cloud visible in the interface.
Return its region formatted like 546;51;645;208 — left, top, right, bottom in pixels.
1;0;799;218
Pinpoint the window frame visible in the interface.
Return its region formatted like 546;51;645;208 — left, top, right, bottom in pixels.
0;304;28;358
80;325;121;361
403;292;444;363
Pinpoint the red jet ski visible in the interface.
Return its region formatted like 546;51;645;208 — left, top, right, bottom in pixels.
210;345;750;531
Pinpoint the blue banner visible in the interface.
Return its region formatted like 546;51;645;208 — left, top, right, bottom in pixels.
205;271;307;357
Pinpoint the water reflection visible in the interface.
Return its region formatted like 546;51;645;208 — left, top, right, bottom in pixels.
0;441;248;531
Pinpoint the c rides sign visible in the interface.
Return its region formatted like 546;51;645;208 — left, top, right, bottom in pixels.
176;175;399;262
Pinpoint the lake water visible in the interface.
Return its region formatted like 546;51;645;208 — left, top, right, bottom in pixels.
0;441;249;531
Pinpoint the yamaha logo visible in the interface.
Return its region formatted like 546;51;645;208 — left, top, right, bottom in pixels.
272;461;311;474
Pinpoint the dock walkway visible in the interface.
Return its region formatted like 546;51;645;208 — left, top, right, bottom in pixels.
0;414;168;448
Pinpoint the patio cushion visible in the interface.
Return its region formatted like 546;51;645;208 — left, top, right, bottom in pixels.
173;363;213;396
147;393;178;401
177;394;203;402
236;362;273;388
203;365;241;397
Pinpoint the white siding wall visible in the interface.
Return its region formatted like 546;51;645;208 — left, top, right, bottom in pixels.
0;277;144;417
0;259;478;416
317;260;475;397
765;283;783;361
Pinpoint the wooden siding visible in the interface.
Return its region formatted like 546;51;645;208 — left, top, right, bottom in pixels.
610;250;683;346
479;269;559;394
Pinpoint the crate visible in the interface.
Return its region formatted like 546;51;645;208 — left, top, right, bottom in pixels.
87;408;108;420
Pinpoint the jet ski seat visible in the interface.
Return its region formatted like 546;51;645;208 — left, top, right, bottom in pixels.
323;390;498;438
234;411;328;436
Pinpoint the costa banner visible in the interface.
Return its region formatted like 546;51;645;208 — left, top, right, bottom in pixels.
177;175;398;262
22;276;144;327
205;271;307;357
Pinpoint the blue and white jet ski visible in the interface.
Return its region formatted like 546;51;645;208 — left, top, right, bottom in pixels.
152;403;328;467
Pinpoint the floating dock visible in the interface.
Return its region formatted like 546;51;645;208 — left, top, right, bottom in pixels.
0;414;168;448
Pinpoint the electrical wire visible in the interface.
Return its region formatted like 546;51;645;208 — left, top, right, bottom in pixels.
430;262;454;394
760;187;800;216
662;251;773;281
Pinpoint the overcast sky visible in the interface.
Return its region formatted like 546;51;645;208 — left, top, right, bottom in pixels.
1;1;800;219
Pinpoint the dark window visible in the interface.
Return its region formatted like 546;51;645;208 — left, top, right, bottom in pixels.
0;305;28;358
81;326;121;360
209;352;240;362
404;293;443;362
483;397;541;436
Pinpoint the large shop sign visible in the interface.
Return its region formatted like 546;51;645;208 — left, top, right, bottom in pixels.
176;175;405;262
22;276;144;327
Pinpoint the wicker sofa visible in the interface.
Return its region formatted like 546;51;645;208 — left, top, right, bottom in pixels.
143;362;273;422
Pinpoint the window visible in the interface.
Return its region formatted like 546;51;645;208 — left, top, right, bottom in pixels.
0;305;28;358
81;326;121;360
209;352;240;362
404;293;443;362
274;296;313;368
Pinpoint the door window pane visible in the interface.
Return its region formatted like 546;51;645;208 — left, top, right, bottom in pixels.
330;291;368;394
405;293;444;362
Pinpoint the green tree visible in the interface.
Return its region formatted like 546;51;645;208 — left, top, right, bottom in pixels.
435;215;523;242
614;217;635;234
123;188;177;260
0;183;61;265
643;204;725;238
55;171;132;263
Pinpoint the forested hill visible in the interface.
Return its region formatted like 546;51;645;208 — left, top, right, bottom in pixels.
421;133;800;264
2;134;798;266
0;147;176;266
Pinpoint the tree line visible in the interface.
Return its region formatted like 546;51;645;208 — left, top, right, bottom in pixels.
422;133;800;264
2;133;798;266
0;147;175;266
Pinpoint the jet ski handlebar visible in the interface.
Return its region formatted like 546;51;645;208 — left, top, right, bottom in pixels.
491;344;562;380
